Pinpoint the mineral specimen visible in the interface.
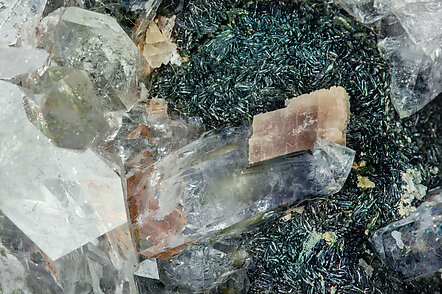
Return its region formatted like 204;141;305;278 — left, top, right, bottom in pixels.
25;66;109;150
37;6;146;111
0;211;138;293
94;98;201;177
129;125;355;256
140;15;181;70
371;188;442;279
336;0;442;118
0;0;47;46
0;80;127;261
249;86;349;164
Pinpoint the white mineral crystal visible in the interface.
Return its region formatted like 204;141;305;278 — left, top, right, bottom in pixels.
0;80;127;261
0;0;47;46
0;47;49;79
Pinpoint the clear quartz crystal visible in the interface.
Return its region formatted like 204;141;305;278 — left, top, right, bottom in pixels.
0;0;47;46
334;0;442;117
37;7;146;111
0;211;138;293
0;80;127;261
129;123;355;257
371;188;442;279
25;66;110;150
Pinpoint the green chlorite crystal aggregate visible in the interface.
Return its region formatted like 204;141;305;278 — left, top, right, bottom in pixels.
142;0;441;293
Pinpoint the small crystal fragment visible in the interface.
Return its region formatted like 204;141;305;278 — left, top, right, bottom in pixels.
141;15;181;69
249;86;350;164
371;188;442;280
38;7;146;111
0;47;48;79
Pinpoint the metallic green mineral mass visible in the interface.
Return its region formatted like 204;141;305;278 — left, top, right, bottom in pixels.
149;0;389;130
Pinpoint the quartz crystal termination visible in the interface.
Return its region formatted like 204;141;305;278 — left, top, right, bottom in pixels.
0;80;127;261
371;187;442;280
37;7;146;111
129;126;355;257
249;86;349;164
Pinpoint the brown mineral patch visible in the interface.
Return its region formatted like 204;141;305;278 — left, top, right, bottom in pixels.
249;86;349;164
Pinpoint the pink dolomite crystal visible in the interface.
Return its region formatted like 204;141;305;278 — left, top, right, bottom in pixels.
248;86;350;164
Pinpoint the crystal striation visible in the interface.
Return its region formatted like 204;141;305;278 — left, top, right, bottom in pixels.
249;86;349;164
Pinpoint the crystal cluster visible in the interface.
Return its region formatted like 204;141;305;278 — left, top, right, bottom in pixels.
371;188;442;279
0;0;440;293
335;0;442;118
129;122;355;256
37;6;146;111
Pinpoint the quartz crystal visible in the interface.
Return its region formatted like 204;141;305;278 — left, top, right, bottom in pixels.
37;7;146;111
335;0;442;117
25;66;109;150
94;98;201;177
0;0;47;46
0;47;48;79
129;124;355;257
371;188;442;279
249;86;349;164
0;80;127;261
0;211;138;293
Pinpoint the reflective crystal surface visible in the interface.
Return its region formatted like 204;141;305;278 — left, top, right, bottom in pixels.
0;211;138;293
37;7;146;111
0;80;127;261
371;188;442;279
129;124;355;256
0;0;47;46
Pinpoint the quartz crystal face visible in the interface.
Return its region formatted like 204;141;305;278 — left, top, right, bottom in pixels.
0;80;127;261
38;7;146;111
372;188;442;280
0;47;48;79
129;124;355;257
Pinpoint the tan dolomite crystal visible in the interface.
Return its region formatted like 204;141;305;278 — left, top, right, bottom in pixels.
249;86;350;164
